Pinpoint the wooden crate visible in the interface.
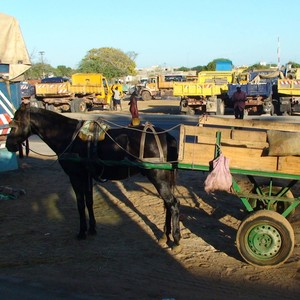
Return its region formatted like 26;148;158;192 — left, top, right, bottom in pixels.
178;117;300;176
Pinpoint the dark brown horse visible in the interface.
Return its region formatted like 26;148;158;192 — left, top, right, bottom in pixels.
6;103;181;247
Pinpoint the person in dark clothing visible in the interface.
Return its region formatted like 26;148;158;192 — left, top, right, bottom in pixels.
232;85;247;119
128;89;140;126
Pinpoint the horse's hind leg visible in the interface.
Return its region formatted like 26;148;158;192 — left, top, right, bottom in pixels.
69;173;95;239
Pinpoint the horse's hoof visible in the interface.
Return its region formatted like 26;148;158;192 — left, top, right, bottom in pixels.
172;244;182;254
158;234;168;245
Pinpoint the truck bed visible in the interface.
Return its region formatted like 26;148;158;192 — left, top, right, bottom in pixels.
173;82;227;97
277;79;300;96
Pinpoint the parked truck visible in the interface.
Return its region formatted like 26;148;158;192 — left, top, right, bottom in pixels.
173;71;234;115
34;73;114;112
273;68;300;115
136;74;186;100
227;70;282;116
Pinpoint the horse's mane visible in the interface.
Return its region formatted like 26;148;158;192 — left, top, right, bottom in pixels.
30;107;78;125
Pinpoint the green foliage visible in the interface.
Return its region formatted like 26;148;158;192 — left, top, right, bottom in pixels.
246;63;273;71
23;63;75;80
24;63;55;80
287;61;300;68
55;65;74;77
175;66;190;72
78;47;137;79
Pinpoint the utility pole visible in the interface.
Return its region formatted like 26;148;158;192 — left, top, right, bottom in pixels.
277;37;280;70
39;51;45;78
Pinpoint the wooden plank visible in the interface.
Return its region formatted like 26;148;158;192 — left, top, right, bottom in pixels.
181;125;268;149
180;142;278;172
199;116;300;132
231;129;267;142
179;143;215;166
221;145;277;172
178;125;185;161
221;138;268;149
183;125;230;138
278;156;300;175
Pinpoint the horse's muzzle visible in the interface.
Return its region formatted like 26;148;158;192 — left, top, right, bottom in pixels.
5;140;19;152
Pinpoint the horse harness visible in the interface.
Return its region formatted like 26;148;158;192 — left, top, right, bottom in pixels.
77;119;165;163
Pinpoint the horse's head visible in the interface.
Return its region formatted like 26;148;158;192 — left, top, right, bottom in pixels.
6;103;32;152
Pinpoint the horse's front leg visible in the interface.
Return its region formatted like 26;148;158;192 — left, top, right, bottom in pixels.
69;175;88;239
86;173;96;235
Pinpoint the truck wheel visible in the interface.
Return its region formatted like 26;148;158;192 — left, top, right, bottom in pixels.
71;98;87;113
216;100;225;115
187;106;195;115
46;104;55;111
30;99;44;109
141;91;152;101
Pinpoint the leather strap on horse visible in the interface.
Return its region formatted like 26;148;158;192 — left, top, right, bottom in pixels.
139;122;165;162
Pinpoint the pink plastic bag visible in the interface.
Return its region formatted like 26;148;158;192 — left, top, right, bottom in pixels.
204;153;232;194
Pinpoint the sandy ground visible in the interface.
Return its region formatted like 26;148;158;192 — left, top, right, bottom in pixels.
0;100;300;299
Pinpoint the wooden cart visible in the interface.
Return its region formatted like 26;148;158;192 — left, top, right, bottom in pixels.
177;116;300;267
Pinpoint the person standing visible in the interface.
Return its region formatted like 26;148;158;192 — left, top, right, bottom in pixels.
128;88;140;126
112;86;122;111
232;85;247;119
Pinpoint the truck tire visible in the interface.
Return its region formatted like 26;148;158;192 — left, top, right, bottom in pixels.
141;91;152;101
30;99;44;109
71;98;87;113
187;106;195;115
46;104;55;111
216;100;225;115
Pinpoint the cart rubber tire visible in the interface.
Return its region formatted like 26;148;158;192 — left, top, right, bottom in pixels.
236;210;294;267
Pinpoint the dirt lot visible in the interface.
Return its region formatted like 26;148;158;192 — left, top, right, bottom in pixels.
0;100;300;299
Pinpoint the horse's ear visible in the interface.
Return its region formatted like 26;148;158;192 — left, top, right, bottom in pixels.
20;102;30;110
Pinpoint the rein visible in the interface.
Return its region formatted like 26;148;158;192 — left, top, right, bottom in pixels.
20;108;180;165
23;120;84;159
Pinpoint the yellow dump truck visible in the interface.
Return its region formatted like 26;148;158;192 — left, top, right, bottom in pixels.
275;68;300;115
173;71;234;115
137;74;186;100
35;73;114;112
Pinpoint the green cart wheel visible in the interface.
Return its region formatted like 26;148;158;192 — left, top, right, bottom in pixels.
236;210;294;267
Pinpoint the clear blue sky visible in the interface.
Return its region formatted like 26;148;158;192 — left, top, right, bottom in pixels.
2;0;300;69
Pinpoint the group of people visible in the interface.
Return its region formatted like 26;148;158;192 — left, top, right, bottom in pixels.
112;84;247;124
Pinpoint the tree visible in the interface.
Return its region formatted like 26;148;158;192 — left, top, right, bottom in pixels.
23;63;56;80
246;63;272;71
287;61;300;68
78;47;137;79
54;65;74;78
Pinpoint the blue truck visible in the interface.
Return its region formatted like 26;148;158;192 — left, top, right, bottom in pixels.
227;70;281;115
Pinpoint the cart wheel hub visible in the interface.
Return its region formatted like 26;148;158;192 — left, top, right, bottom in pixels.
248;225;282;258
